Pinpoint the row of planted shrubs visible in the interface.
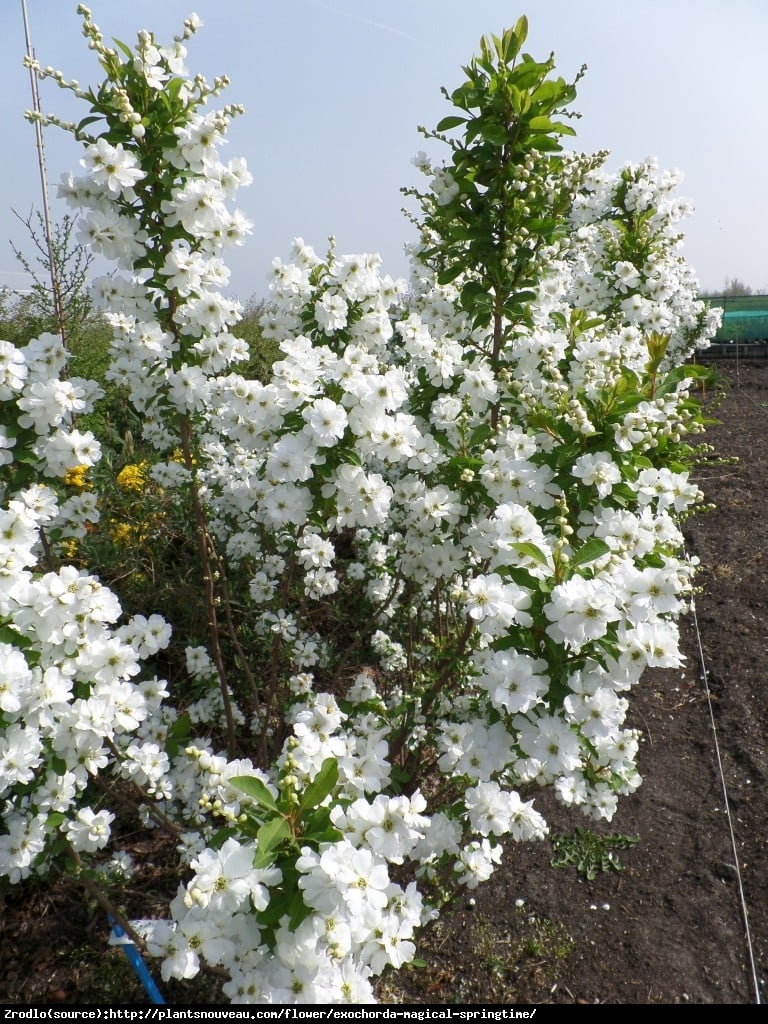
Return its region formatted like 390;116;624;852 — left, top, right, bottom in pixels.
0;8;719;1003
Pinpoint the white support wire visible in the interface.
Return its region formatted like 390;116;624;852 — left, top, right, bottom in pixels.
687;584;762;1004
686;356;765;1003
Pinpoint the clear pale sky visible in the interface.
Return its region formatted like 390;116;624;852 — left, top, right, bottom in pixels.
1;0;766;301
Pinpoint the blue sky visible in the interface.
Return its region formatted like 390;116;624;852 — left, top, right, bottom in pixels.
1;0;767;300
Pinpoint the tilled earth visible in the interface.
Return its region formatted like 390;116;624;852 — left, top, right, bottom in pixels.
1;359;766;1006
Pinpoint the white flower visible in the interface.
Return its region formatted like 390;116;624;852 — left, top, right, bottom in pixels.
266;433;316;482
573;451;622;498
0;340;27;398
0;643;33;715
298;841;390;917
465;781;549;841
187;838;280;913
315;292;348;333
517;714;583;779
0;813;47;882
544;576;621;651
473;649;549;715
564;687;628;740
330;792;428;864
465;573;533;630
0;724;41;792
81;138;145;196
302;397;348;446
454;838;502;888
64;807;115;852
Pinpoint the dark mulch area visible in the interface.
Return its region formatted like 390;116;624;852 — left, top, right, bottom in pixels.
1;359;766;1006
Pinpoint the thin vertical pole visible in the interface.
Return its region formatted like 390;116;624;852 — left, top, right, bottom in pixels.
20;0;67;346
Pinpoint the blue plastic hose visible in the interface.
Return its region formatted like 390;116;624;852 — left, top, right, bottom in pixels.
109;918;166;1004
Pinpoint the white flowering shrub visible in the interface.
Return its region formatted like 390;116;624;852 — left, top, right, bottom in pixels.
1;11;720;1003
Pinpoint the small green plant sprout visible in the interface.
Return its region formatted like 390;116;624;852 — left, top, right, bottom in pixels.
549;826;639;880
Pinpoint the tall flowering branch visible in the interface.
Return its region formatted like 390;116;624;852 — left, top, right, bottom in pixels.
43;5;253;757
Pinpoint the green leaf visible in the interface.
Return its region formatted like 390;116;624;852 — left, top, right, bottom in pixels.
12;447;39;466
0;623;26;648
512;542;550;567
437;263;466;285
287;891;313;931
551;121;577;138
301;805;335;835
388;762;412;794
509;62;549;92
513;15;529;48
570;538;611;568
527;217;558;236
48;755;69;777
550;827;638;880
477;121;508;146
549;311;568;331
76;115;103;134
303;802;344;843
530;79;564;105
460;280;492;314
301;825;344;847
499;22;524;64
493;565;540;591
165;711;191;759
464;118;485;143
208;827;238;850
298;757;339;815
254;816;291;867
230;775;280;814
528;115;576;138
429;429;455;453
469;422;493;447
520;131;562;152
166;77;186;105
260;815;292;847
504;82;525;116
528;115;556;132
111;38;135;62
436;115;467;132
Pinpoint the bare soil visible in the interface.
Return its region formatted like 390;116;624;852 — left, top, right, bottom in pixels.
1;359;766;1006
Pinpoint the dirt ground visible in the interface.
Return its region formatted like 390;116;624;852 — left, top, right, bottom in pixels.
1;358;766;1006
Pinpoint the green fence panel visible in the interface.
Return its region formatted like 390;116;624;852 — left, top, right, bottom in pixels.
701;296;768;342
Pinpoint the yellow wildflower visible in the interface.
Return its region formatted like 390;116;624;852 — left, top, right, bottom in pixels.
110;523;136;546
116;462;148;492
63;465;89;489
59;539;79;560
171;448;195;466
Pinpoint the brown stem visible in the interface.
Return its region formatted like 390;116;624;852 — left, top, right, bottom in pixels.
491;303;504;432
388;613;476;774
179;417;238;760
256;630;282;767
95;747;182;840
68;850;232;985
210;543;260;703
37;525;58;572
64;845;145;946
